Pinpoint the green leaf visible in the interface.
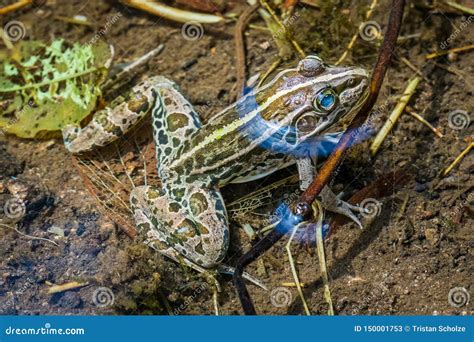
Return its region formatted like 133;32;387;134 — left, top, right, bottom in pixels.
0;39;112;138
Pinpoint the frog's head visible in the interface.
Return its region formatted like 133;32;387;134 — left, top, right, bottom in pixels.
248;55;369;155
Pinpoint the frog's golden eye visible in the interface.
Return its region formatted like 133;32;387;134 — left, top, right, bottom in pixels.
313;88;338;113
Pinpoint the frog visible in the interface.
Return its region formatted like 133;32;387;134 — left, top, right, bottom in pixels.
62;55;369;277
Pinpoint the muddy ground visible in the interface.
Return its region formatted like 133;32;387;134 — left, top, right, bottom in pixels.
0;0;472;315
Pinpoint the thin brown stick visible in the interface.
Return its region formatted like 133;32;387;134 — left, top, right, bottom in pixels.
235;3;260;97
442;142;473;177
405;107;443;138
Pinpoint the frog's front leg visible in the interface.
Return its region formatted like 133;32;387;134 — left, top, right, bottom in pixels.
296;145;366;229
62;79;157;153
130;181;229;269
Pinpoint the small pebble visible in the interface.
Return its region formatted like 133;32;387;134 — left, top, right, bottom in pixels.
414;182;427;192
47;225;65;237
424;228;439;246
76;223;86;236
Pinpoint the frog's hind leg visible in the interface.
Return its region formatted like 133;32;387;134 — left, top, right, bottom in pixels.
130;182;229;269
150;78;202;168
131;184;266;289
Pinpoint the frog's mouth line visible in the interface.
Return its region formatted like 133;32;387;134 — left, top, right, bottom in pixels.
337;80;370;127
340;79;369;106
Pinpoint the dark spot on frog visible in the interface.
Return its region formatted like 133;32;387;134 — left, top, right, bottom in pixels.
189;192;209;216
166;113;189;132
163;96;173;107
158;130;168;145
172;188;185;201
138;222;151;232
194;242;205;255
169;202;181;212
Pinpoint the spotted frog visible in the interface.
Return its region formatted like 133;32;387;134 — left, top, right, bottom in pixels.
63;55;368;275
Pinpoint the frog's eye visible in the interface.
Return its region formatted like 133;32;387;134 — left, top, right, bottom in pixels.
298;56;324;77
296;113;319;134
313;88;338;113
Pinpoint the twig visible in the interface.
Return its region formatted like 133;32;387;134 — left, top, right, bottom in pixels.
426;44;474;59
314;201;333;315
399;57;430;83
0;0;32;15
235;3;260;96
443;1;474;15
54;15;93;27
281;282;306;287
213;289;219;316
47;281;89;294
120;0;223;23
442;142;473;177
405;106;444;138
285;223;311;315
396;192;410;220
370;76;421;155
0;223;59;247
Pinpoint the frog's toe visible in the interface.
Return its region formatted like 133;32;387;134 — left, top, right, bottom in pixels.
324;199;365;230
217;264;267;290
